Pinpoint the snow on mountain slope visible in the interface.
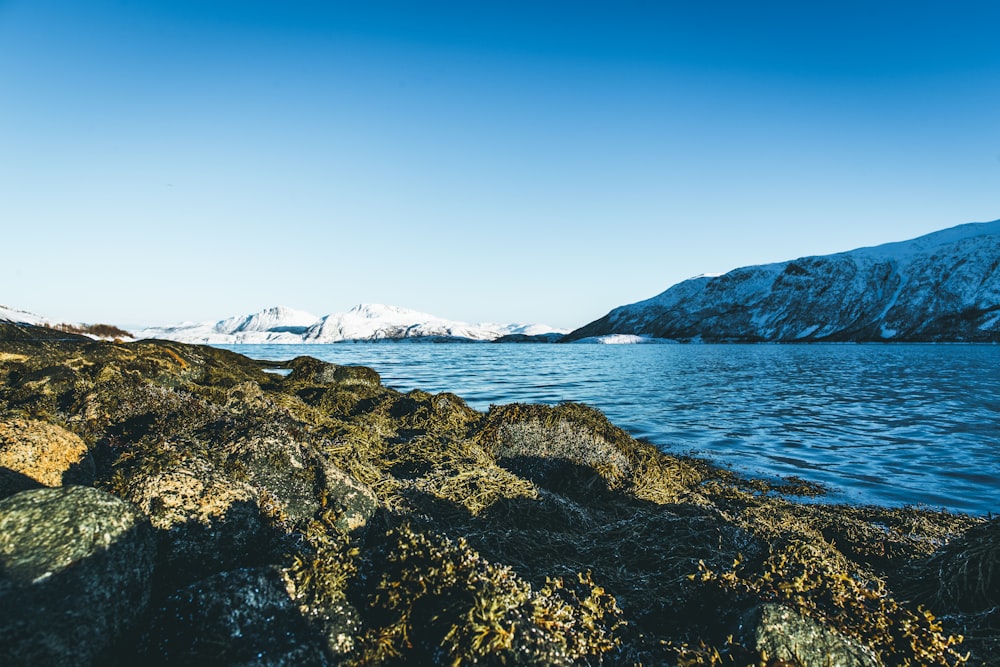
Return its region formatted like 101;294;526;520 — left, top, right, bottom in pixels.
0;304;49;326
136;306;319;344
565;219;1000;343
1;305;134;340
139;304;567;344
304;304;496;342
215;306;319;335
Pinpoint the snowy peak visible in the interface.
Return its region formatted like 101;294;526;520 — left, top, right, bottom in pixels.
215;306;319;335
301;303;560;342
138;304;567;344
565;219;1000;343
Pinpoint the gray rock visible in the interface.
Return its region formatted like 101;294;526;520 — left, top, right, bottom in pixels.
319;461;378;534
143;567;327;666
739;603;880;667
287;356;380;386
0;486;155;666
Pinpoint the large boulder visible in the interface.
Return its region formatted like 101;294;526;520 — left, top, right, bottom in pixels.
0;486;156;666
117;453;266;585
476;403;636;494
0;418;94;498
286;356;380;386
142;567;327;666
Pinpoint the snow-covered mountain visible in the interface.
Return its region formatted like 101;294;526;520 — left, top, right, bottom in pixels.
0;304;49;327
137;304;567;344
0;305;134;341
565;219;1000;343
134;306;318;344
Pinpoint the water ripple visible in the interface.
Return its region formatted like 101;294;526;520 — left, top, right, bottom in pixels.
223;343;1000;515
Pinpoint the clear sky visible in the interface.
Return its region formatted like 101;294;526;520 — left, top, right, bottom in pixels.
2;1;999;329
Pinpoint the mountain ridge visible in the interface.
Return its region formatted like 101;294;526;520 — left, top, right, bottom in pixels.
565;219;1000;343
136;303;567;344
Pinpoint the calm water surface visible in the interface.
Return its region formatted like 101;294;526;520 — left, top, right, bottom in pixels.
222;343;1000;515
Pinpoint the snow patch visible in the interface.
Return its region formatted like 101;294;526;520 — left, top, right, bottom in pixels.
979;311;1000;331
571;334;675;344
796;325;820;339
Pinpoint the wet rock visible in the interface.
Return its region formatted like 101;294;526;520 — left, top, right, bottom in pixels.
143;567;327;666
0;418;94;497
0;486;155;666
738;603;880;667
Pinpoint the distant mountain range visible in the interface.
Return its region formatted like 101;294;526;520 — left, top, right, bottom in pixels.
7;219;1000;344
134;304;567;344
565;219;1000;343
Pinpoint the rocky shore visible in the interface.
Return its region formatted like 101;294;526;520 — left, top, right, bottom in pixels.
0;321;995;666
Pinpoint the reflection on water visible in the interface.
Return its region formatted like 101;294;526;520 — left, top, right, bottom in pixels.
223;343;1000;515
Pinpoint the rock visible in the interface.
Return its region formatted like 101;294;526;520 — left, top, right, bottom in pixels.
0;486;155;666
118;454;267;585
478;403;636;492
143;567;327;666
319;461;378;534
899;516;1000;613
738;603;880;667
0;418;94;497
287;356;380;386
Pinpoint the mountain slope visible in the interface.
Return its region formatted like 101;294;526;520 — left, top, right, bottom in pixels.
0;305;48;327
565;219;1000;343
138;304;567;344
0;305;132;341
134;306;318;344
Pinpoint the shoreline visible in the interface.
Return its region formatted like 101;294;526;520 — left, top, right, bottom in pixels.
0;324;995;665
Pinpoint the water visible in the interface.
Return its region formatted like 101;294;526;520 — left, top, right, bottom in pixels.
221;343;1000;516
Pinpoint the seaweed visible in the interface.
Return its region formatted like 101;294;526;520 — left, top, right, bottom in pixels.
0;326;992;665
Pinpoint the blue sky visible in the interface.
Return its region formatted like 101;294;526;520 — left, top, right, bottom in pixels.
2;1;999;329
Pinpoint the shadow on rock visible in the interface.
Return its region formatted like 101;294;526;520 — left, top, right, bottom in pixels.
0;486;156;667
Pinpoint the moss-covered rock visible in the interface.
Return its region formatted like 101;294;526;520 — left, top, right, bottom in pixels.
351;523;624;666
317;460;378;534
286;356;381;387
116;451;267;585
739;603;880;667
0;486;155;666
0;324;990;666
0;417;94;497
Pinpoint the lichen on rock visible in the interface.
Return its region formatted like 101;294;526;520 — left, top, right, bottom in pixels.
0;417;94;497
